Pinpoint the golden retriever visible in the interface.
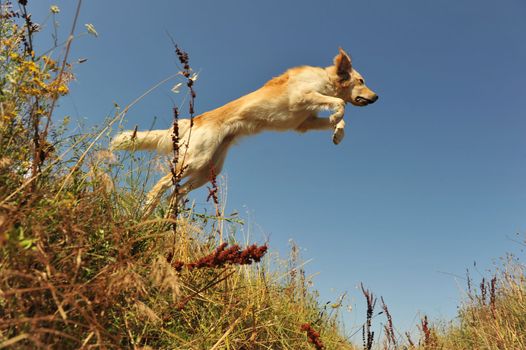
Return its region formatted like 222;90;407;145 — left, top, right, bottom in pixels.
111;48;378;208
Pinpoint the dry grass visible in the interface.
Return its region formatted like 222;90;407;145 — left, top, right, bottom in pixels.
352;261;526;350
0;3;354;349
2;2;525;349
422;259;526;350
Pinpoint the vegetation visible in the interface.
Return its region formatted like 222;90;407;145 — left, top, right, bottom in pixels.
420;259;526;350
1;1;525;349
354;259;526;350
0;2;353;349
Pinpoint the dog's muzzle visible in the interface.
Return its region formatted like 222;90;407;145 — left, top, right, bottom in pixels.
355;95;378;105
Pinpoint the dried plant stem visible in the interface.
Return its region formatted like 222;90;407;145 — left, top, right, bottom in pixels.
361;283;376;350
42;0;82;142
0;333;30;349
208;305;252;350
168;43;197;223
381;296;396;348
176;269;235;310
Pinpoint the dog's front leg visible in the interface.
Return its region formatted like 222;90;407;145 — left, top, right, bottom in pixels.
295;115;332;132
332;119;345;145
298;92;346;144
296;116;345;145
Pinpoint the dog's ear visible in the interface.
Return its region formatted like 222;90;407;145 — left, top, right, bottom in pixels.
333;47;352;83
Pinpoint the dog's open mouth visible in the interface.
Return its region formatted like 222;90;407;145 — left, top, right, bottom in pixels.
354;96;372;105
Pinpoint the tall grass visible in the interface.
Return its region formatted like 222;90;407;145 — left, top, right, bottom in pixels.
352;260;526;350
0;2;353;348
2;2;525;349
425;259;526;349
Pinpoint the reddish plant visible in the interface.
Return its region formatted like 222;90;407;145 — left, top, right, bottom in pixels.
490;276;497;318
174;44;196;119
170;105;182;227
168;43;196;221
421;315;431;343
381;296;396;347
419;315;438;348
300;323;325;350
170;243;268;271
480;277;487;305
361;283;376;350
207;164;219;206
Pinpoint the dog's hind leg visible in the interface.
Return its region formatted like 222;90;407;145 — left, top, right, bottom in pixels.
144;169;211;216
171;137;233;207
178;172;210;198
164;171;211;214
143;172;175;215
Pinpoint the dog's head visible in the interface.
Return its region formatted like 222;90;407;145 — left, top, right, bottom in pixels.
330;48;378;107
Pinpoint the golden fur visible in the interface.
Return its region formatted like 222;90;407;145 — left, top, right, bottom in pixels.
111;48;378;208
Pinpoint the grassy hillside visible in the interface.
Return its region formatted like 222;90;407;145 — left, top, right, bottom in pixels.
1;2;525;349
0;3;354;349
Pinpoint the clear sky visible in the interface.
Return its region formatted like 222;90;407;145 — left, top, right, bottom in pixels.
30;0;526;338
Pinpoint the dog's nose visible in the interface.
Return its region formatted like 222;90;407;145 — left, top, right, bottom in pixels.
371;94;379;103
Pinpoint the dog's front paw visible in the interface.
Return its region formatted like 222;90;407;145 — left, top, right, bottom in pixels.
332;120;345;145
332;127;345;145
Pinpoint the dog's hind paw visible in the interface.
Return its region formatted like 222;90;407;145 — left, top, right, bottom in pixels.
332;120;345;145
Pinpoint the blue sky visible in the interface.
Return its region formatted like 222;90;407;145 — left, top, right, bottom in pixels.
30;0;526;337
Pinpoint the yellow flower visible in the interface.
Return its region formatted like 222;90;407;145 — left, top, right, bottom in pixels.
50;5;60;14
42;56;58;70
33;77;48;89
21;60;39;73
57;85;69;95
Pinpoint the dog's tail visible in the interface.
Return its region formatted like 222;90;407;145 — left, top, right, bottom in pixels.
110;119;191;155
